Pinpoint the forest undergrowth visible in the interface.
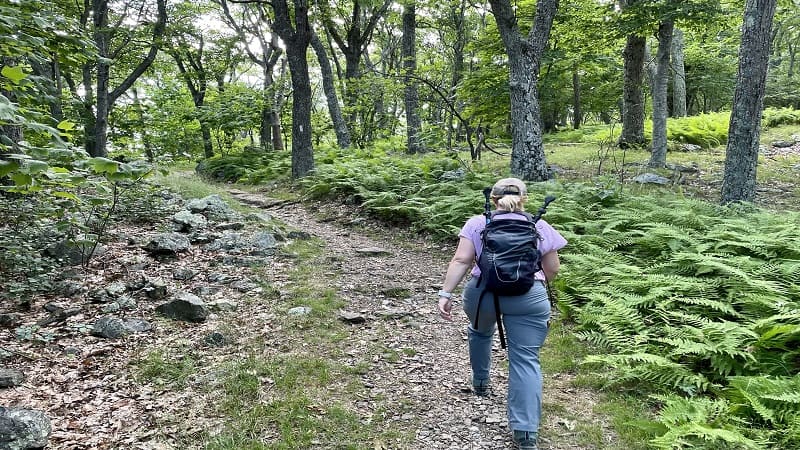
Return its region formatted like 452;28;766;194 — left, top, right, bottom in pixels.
203;140;800;449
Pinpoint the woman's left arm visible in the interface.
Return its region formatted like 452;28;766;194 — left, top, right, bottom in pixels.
540;251;561;281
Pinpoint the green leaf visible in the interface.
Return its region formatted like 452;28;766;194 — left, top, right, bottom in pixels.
1;66;26;84
56;120;76;131
88;157;118;175
0;160;19;177
52;191;80;201
25;159;49;174
10;172;33;186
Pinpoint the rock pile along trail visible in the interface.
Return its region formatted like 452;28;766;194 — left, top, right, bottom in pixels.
228;189;618;450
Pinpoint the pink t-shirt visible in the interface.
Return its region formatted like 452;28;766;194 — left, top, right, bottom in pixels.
459;213;568;280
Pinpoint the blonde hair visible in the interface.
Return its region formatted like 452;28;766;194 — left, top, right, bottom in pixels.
491;177;528;212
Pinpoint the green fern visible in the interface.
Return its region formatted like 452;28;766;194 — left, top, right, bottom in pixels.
649;394;768;450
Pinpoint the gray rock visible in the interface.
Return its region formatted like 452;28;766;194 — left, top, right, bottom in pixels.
0;369;25;388
665;163;699;173
250;232;278;256
230;280;257;292
44;240;107;266
204;231;278;256
101;302;120;314
204;332;227;347
188;232;220;245
356;247;391;256
143;232;191;256
105;282;127;298
56;281;85;297
288;306;312;317
88;289;113;304
0;314;21;328
185;194;235;221
173;268;198;281
771;140;795;148
156;292;209;323
192;285;223;297
172;210;208;232
632;173;671;185
439;168;465;181
208;300;238;312
245;212;272;222
339;311;367;324
0;407;51;449
215;222;245;231
287;231;312;240
678;143;702;152
91;317;153;339
143;278;169;300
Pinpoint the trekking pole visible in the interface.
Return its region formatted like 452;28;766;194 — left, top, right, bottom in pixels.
483;187;492;224
531;195;556;223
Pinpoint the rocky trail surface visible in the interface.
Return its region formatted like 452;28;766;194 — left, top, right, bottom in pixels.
1;183;618;449
227;189;618;450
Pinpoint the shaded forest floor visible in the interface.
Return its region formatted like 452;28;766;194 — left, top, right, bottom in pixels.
1;174;622;449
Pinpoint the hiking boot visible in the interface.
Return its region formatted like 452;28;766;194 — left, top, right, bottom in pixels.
472;379;490;397
512;430;538;450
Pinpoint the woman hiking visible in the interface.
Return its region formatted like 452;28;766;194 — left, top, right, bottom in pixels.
436;177;567;450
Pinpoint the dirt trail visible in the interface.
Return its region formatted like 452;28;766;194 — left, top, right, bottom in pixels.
229;189;618;450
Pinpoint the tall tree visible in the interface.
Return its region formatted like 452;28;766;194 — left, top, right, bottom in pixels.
648;20;673;168
310;31;351;149
320;0;392;141
402;0;422;154
721;0;777;204
269;0;314;178
489;0;559;181
618;0;647;148
84;0;168;157
218;0;286;151
671;27;687;117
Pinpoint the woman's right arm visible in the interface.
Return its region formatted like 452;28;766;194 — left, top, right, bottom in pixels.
437;237;475;320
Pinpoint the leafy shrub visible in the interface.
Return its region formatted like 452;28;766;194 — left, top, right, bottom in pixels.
196;152;266;182
762;107;800;128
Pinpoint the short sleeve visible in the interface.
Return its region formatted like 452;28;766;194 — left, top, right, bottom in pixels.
535;219;567;255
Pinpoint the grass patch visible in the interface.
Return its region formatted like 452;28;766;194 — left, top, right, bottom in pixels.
133;350;197;389
594;395;657;450
211;354;400;449
542;318;587;373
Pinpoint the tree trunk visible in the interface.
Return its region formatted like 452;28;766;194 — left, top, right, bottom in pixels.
201;123;214;159
721;0;777;204
447;0;467;150
272;0;314;178
489;0;558;182
619;0;645;147
287;47;314;177
402;1;422;154
671;27;687;117
619;33;647;148
93;0;110;157
310;31;351;149
89;0;166;158
572;62;581;129
649;21;673;168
